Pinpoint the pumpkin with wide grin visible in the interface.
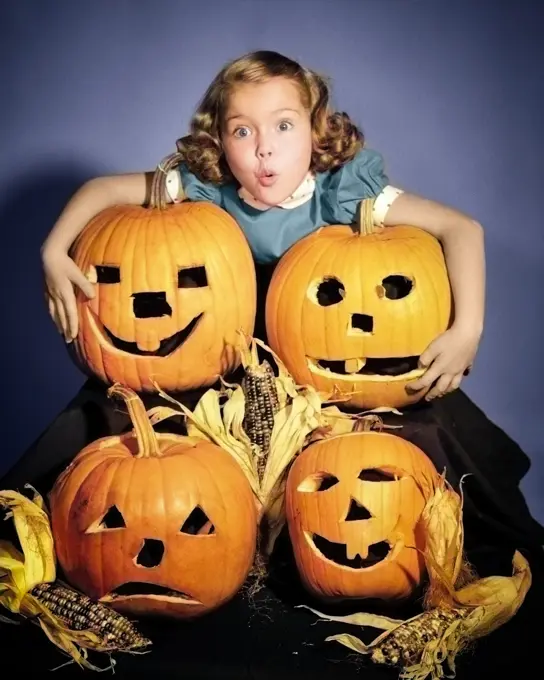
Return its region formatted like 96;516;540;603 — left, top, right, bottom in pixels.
70;200;256;392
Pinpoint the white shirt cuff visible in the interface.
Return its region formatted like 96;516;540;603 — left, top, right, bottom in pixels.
372;185;404;226
166;169;183;202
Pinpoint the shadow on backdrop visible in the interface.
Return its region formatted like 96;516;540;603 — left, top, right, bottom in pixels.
0;161;100;476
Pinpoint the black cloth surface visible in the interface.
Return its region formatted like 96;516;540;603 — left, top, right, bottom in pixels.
1;377;543;678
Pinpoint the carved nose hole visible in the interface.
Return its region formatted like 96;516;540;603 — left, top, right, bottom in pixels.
344;498;373;521
132;292;172;318
136;538;164;568
351;313;373;333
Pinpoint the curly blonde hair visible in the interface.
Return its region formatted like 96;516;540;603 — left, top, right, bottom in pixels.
176;50;364;184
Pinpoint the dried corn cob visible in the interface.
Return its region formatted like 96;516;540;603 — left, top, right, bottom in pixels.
369;606;470;668
241;358;280;479
300;604;472;679
30;581;150;652
0;487;151;670
302;476;532;680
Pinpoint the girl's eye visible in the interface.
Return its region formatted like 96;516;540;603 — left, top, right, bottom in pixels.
278;120;293;131
233;126;251;138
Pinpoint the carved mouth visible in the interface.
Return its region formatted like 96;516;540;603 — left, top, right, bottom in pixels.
307;356;421;381
308;533;391;569
93;312;204;357
100;582;201;604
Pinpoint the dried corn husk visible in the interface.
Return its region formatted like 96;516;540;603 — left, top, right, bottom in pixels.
147;334;404;562
0;486;150;671
148;334;324;554
300;474;532;680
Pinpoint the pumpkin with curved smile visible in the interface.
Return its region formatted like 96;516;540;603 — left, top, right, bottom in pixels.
285;430;439;603
48;385;258;619
265;200;452;408
70;199;257;392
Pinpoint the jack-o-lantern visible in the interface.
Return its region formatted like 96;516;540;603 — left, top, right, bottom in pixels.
48;385;258;619
265;199;452;408
285;430;439;602
70;170;256;392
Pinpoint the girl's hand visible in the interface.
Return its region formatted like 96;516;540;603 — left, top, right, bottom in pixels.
406;325;481;401
43;249;95;342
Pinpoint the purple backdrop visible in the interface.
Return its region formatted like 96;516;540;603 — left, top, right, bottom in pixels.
1;0;542;522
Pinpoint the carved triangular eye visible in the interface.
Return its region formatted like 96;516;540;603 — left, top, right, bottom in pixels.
297;472;339;492
180;506;215;535
344;498;372;521
86;505;126;533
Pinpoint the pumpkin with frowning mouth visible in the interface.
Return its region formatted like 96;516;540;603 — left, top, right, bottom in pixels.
265;199;452;409
285;430;439;603
70;197;256;393
48;385;258;619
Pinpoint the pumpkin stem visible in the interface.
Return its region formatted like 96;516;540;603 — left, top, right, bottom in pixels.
107;384;162;457
149;149;186;210
357;197;378;236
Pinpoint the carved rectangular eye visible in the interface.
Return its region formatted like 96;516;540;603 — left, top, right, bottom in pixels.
177;266;208;288
96;265;121;284
358;467;404;482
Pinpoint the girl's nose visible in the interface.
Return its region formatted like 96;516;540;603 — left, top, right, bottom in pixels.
256;133;274;158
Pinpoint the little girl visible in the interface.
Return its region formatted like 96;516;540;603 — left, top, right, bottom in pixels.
7;51;543;567
42;50;484;403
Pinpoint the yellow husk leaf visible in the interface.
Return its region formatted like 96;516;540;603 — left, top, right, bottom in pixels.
0;486;143;671
454;549;531;639
260;386;322;499
0;487;55;607
420;473;472;608
300;473;533;680
149;386;260;498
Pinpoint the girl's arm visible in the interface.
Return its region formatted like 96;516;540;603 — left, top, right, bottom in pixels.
41;172;154;256
42;171;159;341
383;192;485;399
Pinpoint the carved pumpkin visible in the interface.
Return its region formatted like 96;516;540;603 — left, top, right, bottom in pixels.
265;199;452;408
48;385;258;619
70;193;257;392
285;430;439;602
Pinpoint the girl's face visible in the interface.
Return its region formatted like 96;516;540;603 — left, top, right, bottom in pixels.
221;77;313;206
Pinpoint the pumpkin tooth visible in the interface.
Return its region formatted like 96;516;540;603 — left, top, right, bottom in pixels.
136;335;162;353
344;358;366;374
346;537;368;562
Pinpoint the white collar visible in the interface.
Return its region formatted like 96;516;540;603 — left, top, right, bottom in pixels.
238;172;316;211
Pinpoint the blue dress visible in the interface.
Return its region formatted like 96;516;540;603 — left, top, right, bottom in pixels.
175;147;389;264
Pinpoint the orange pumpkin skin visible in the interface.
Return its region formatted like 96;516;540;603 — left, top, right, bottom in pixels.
49;387;258;619
70;201;257;393
285;431;439;603
265;225;452;409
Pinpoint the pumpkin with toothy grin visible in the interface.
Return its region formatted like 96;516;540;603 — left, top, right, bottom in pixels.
265;215;452;408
